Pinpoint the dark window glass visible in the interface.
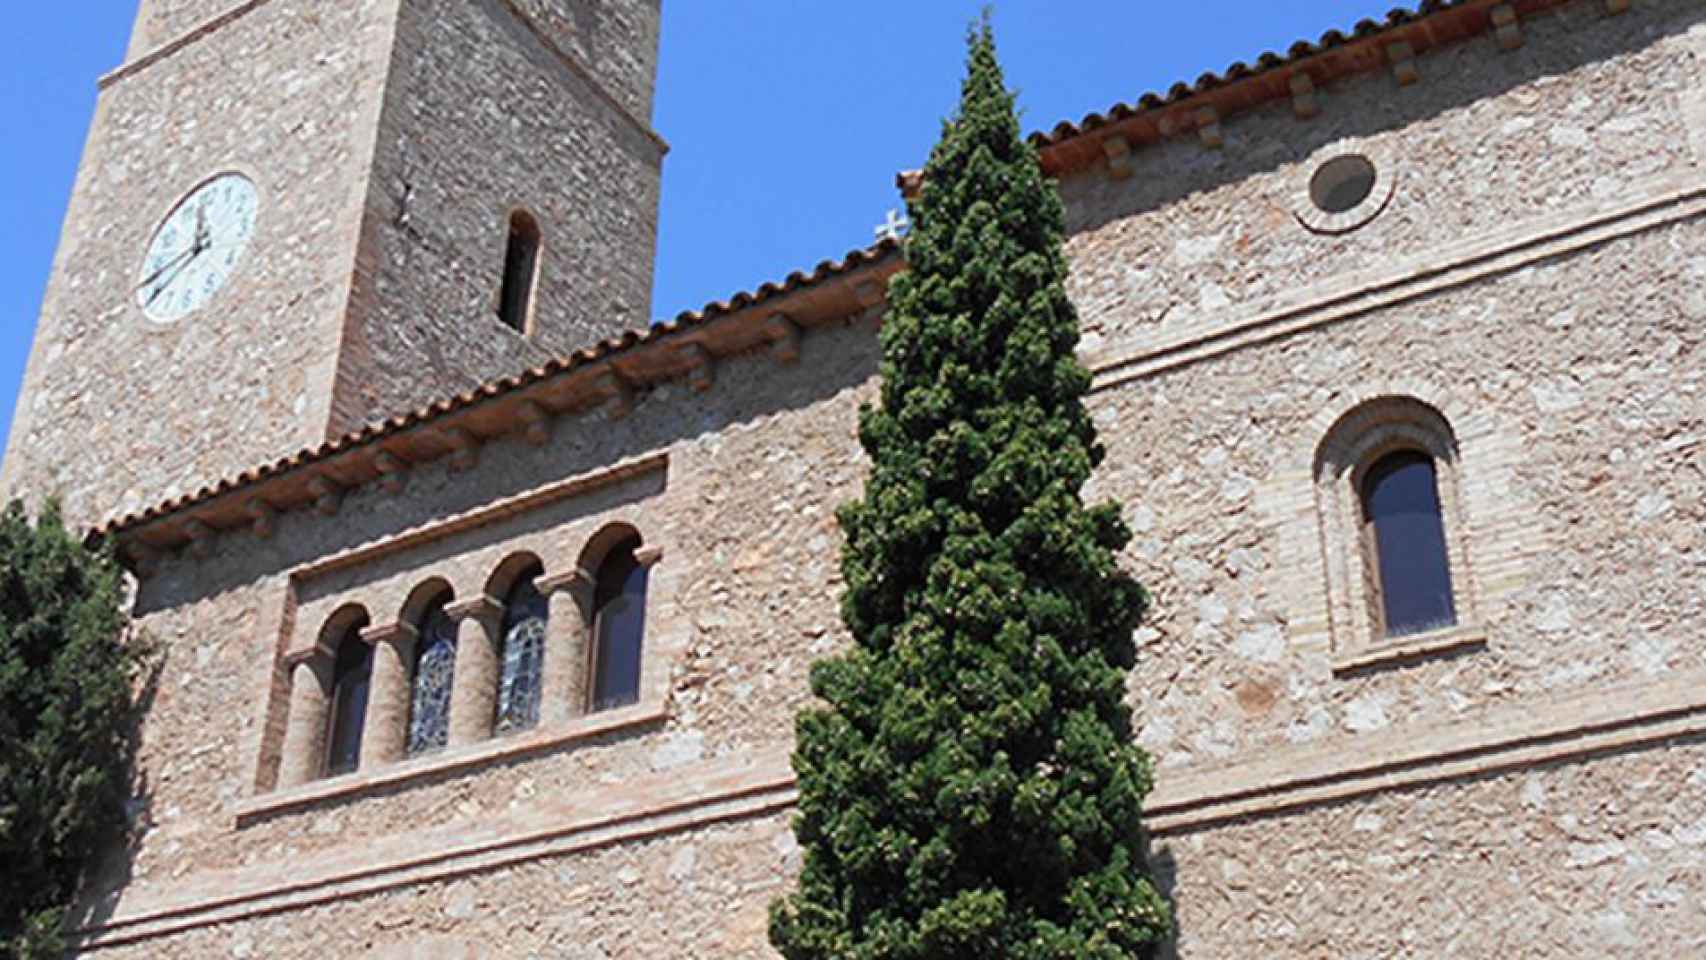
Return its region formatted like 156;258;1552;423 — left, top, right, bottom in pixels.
407;593;458;756
496;565;548;734
499;212;541;333
324;623;372;777
1362;451;1457;638
591;538;647;712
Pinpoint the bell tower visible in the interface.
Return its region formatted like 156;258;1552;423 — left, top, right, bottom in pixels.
2;0;665;525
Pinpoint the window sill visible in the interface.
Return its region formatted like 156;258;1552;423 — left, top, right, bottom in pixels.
235;701;667;827
1331;625;1487;677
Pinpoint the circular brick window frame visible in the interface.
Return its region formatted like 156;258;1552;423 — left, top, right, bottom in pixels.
1293;141;1398;235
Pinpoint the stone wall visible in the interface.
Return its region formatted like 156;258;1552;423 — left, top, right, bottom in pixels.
2;0;395;525
332;0;665;435
65;0;1706;956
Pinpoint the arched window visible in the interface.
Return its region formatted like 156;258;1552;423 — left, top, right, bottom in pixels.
590;536;648;712
324;617;372;777
495;563;548;733
1361;450;1458;638
407;590;458;756
498;210;542;333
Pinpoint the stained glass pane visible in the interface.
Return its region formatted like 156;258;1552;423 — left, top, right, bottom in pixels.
1363;452;1457;638
407;597;458;756
496;573;547;734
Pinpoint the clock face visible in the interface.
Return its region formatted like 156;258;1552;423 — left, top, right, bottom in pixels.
136;173;259;323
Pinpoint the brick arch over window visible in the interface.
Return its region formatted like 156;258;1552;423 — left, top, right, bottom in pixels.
1312;394;1482;662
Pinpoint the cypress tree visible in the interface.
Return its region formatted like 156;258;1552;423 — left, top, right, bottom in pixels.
0;501;148;959
770;20;1172;960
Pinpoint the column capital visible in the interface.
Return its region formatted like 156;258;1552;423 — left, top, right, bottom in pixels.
360;620;419;647
281;645;332;669
537;568;595;596
444;594;503;622
634;544;665;568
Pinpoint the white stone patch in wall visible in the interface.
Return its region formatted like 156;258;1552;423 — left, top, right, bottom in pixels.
1287;706;1331;744
1521;776;1547;812
1548;125;1590;149
1137;715;1175;751
1530;378;1582;413
1546;308;1576;330
1197;595;1229;627
1500;116;1536;136
1531;593;1574;633
667;845;698;882
1234;623;1286;664
650;731;705;772
1127;504;1155;534
1175;231;1224;266
1591;910;1637;949
1567;840;1626;869
1634;492;1673;523
1219;472;1254;503
1673;818;1706;847
1631;634;1676;675
1198;282;1231;313
1353;813;1385;833
1344;693;1391;733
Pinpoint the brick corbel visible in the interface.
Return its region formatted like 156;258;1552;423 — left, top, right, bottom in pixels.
676;342;715;393
515;400;552;447
596;369;634;420
1603;0;1628;13
849;277;887;311
245;497;277;539
1288;73;1319;119
1101;134;1134;179
307;474;342;516
123;539;162;577
1195;106;1223;149
1387;41;1420;87
440;427;480;472
765;314;803;364
182;519;215;558
1490;5;1522;50
372;450;409;494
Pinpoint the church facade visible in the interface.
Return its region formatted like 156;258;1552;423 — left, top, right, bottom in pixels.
5;0;1705;956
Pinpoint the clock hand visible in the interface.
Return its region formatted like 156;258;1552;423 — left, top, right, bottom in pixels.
136;244;199;293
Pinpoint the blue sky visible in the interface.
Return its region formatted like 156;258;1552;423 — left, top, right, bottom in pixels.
0;2;1396;451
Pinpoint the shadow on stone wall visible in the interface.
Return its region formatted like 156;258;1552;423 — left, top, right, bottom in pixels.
70;642;165;940
1063;3;1701;238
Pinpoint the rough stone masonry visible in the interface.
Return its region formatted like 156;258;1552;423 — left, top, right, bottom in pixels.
4;0;1705;956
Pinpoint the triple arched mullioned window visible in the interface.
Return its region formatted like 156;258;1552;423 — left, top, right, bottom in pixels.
288;528;655;785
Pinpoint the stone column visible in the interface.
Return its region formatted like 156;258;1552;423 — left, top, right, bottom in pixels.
359;621;418;769
446;594;503;747
277;652;333;789
537;569;595;726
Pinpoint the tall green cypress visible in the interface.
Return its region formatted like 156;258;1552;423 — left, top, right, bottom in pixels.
770;20;1171;960
0;501;148;960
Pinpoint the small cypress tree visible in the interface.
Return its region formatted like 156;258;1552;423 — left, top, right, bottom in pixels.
0;500;147;960
770;20;1172;960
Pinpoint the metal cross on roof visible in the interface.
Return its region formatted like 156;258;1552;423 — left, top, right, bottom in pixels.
874;208;910;243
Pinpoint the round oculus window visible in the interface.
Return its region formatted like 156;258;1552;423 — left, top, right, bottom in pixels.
1309;155;1379;215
